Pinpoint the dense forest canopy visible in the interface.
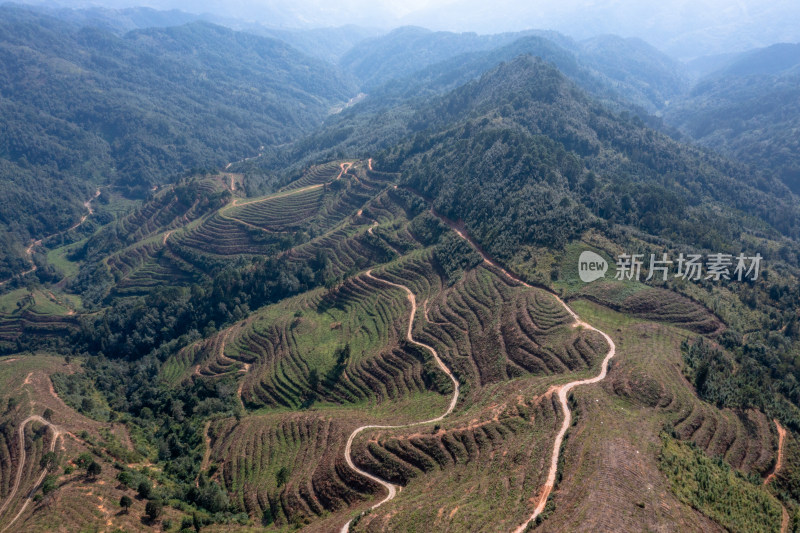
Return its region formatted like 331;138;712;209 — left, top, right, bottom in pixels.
664;44;800;194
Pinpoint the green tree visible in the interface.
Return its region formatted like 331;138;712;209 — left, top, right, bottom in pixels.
6;397;19;412
80;397;95;413
87;461;102;479
116;470;133;487
41;474;57;495
120;495;132;513
40;451;59;472
75;452;92;469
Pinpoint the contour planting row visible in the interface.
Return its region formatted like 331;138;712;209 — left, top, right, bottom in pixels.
156;166;400;280
618;288;724;335
226;187;324;231
174;179;378;259
349;393;563;532
160;341;202;386
0;420;59;529
606;351;779;476
208;413;378;527
282;191;420;276
380;259;608;389
305;180;380;234
378;252;443;305
280;161;345;191
105;241;163;282
0;317;23;347
0;313;78;351
284;226;392;282
671;398;777;475
194;271;449;410
360;192;413;226
110;254;199;298
245;276;426;409
222;166;376;236
114;179;222;243
577;284;724;335
102;239;204;298
194;323;250;378
351;397;556;484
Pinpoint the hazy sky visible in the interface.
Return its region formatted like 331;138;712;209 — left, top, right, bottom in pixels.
18;0;800;58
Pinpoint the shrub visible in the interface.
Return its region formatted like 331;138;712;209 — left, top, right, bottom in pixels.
138;479;153;499
145;499;163;521
87;461;102;479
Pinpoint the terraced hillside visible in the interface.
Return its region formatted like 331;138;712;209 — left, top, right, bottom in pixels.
171;162;364;259
147;175;627;529
2;159;792;533
63;162;393;307
205;412;377;530
519;301;785;533
0;290;79;353
0;356;186;533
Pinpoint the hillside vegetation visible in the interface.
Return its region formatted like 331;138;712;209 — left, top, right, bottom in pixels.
1;13;800;533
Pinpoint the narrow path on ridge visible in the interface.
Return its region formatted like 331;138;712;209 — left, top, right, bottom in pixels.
765;420;787;486
765;420;789;533
197;420;213;488
339;270;460;533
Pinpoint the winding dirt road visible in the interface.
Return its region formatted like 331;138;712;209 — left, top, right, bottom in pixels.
224;145;264;171
0;188;99;287
765;420;789;533
435;213;616;532
0;415;63;532
512;318;615;531
765;420;786;486
339;270;460;533
67;189;101;232
339;199;616;532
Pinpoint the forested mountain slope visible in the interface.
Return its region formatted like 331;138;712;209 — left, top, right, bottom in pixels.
386;56;800;254
664;43;800;194
0;6;355;280
380;55;800;445
339;26;539;90
238;33;691;184
28;4;383;64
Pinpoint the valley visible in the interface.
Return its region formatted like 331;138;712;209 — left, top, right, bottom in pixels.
1;6;799;532
1;158;793;532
